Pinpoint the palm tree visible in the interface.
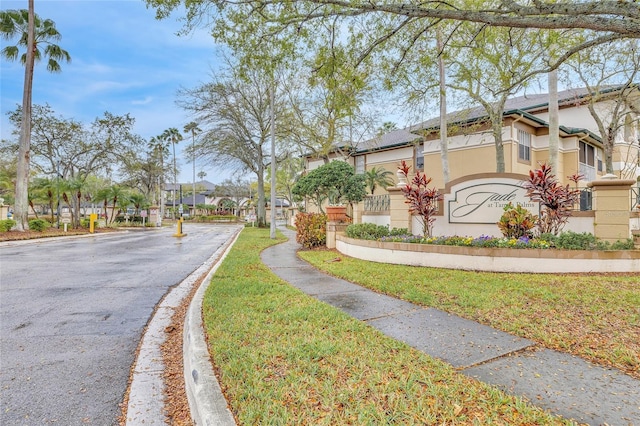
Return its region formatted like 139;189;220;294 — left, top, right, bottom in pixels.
161;128;183;219
1;7;70;231
29;177;55;222
376;122;398;136
183;121;201;214
364;167;395;195
148;135;169;218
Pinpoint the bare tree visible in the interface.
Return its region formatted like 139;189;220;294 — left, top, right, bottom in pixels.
178;64;292;226
562;40;640;177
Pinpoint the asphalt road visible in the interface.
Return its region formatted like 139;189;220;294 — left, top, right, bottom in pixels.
0;224;241;426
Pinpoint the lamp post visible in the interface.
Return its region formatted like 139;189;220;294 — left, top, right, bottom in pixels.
56;157;60;229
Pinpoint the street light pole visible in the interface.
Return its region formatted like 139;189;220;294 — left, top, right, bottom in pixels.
270;85;276;239
56;157;60;229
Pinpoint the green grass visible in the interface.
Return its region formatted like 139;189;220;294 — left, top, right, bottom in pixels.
203;228;577;425
298;249;640;380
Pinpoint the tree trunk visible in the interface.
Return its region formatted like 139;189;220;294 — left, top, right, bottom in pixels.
14;0;36;231
257;167;266;227
548;69;559;172
493;119;506;173
605;129;615;174
437;28;450;184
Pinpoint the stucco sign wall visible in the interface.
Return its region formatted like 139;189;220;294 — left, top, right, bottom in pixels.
447;177;538;224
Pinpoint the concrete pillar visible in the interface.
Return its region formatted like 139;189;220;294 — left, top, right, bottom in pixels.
587;177;635;243
388;187;411;232
326;222;348;249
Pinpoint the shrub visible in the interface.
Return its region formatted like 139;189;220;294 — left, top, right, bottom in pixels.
28;219;49;232
553;231;598;250
603;239;635;250
345;223;390;240
295;212;327;249
524;163;581;236
538;233;558;247
550;231;635;251
497;203;536;239
0;219;16;232
80;218;99;229
397;160;441;237
389;227;410;236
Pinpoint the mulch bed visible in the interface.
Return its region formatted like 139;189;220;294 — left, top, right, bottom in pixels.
0;227;120;242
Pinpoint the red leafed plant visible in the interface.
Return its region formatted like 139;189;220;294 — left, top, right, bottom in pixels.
397;160;442;237
524;163;581;236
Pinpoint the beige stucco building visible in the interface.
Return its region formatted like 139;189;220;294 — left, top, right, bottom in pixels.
300;86;640;240
306;85;640;192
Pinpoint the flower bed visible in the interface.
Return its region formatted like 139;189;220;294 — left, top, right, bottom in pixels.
335;235;640;274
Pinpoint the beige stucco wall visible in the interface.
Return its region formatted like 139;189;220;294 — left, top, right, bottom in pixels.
424;144;498;189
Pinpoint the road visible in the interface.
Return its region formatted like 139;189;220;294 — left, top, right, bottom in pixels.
0;224;241;425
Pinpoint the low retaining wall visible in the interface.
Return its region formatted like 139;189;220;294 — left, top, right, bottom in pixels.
335;236;640;274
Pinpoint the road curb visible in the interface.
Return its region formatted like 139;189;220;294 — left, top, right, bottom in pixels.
125;226;241;425
183;229;241;426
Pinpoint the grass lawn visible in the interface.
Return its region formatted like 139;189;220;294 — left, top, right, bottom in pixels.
298;247;639;381
202;228;583;425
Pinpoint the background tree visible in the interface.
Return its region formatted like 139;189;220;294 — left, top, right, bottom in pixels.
147;134;170;217
561;40;640;177
364;166;394;195
0;155;17;206
446;25;552;172
214;177;251;218
184;121;201;211
147;1;639;49
3;105;141;225
289;21;374;162
178;63;292;227
1;7;70;230
119;148;162;204
266;156;304;208
376;122;398;136
161;127;183;219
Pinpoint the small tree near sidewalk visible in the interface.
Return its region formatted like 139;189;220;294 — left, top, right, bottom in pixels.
524;163;582;236
292;161;366;212
397;160;442;237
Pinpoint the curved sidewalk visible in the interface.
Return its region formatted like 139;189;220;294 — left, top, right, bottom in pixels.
260;228;639;426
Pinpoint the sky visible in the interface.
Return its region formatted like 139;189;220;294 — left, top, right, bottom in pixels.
0;0;228;184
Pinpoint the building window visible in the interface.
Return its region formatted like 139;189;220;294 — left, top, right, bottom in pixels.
415;144;424;170
355;155;365;174
517;129;531;162
579;141;596;180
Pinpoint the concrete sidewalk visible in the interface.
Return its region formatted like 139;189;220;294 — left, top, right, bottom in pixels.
260;227;639;426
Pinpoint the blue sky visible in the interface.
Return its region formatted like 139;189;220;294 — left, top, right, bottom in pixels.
1;0;227;184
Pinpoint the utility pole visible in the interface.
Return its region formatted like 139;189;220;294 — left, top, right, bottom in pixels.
270;85;276;239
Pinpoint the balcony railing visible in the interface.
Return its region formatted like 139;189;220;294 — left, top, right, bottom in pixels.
579;188;592;211
364;195;389;212
632;187;640;211
579;163;596;182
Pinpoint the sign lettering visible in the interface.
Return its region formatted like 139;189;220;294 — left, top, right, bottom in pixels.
447;181;537;224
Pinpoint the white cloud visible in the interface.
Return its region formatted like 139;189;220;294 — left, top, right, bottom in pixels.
131;96;154;105
0;0;229;183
